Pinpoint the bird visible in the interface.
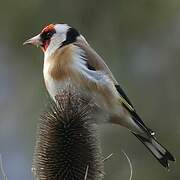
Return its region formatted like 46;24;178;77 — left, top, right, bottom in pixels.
24;23;175;169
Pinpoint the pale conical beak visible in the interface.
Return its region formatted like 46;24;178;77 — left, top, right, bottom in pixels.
23;34;42;46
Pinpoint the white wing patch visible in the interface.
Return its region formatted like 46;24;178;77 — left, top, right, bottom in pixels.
72;46;112;85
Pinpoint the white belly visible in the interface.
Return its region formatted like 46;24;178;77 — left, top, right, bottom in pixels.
44;72;69;99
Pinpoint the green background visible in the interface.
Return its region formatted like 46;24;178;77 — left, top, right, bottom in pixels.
0;0;179;179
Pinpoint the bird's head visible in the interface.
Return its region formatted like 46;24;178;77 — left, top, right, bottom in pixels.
23;23;80;55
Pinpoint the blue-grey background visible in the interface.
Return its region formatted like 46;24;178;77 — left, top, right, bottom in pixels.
0;0;179;179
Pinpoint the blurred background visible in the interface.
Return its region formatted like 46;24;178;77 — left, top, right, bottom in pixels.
0;0;179;179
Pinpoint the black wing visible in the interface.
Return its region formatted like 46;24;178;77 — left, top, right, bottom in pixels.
115;84;155;136
115;85;134;108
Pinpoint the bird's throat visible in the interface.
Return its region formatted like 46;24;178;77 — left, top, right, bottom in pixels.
41;40;50;52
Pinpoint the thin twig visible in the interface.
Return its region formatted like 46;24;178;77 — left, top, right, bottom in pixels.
84;165;89;180
121;150;133;180
103;153;114;162
0;154;8;180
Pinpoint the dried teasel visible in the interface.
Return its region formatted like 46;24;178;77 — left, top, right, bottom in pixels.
32;87;104;180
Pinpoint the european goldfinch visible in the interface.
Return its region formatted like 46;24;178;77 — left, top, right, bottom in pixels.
24;23;175;169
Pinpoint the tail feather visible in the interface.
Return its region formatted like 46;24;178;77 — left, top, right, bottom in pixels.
133;133;175;169
114;93;175;169
127;110;175;169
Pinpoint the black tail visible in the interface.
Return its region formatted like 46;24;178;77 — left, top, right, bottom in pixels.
114;84;175;168
133;133;175;169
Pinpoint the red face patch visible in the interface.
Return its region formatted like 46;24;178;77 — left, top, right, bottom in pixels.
40;24;56;52
41;24;55;34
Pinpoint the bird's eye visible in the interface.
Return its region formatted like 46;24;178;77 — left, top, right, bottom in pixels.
46;31;53;38
41;30;55;41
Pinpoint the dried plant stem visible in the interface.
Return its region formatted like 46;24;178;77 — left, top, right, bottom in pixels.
0;154;8;180
121;150;133;180
103;153;114;163
84;165;89;180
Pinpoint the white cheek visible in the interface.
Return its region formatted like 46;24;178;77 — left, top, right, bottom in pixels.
44;33;66;59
